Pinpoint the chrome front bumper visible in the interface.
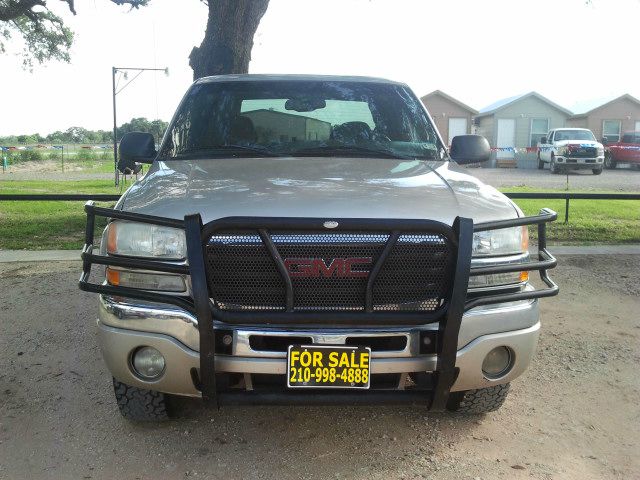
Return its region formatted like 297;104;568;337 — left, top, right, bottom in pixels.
97;293;540;397
555;156;604;169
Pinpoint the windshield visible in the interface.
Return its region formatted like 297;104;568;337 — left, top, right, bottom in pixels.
554;129;596;141
159;80;443;160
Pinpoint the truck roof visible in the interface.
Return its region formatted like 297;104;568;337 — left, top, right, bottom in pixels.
193;73;405;86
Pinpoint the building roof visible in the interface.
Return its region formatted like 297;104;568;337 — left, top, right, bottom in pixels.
477;91;573;118
570;93;640;118
420;90;478;114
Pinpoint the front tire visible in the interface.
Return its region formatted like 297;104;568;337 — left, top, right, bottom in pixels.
447;383;511;414
113;378;172;422
550;156;560;174
592;167;603;175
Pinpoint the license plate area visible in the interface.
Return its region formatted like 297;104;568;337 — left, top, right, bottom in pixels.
287;345;371;389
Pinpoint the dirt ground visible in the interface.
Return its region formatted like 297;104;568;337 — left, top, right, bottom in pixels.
0;255;638;480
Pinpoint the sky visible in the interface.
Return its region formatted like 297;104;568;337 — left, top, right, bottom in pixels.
1;0;639;136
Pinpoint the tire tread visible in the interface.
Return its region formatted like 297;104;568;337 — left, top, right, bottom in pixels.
113;378;170;422
451;383;510;414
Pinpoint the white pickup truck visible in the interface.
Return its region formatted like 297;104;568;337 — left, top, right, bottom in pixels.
538;128;605;175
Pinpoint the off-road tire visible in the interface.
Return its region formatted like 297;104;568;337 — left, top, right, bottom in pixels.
113;377;171;422
448;383;510;414
537;154;544;170
592;168;603;175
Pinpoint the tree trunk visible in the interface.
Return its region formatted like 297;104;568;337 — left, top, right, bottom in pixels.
189;0;269;80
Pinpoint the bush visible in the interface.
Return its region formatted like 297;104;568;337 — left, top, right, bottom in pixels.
17;150;43;162
75;149;98;162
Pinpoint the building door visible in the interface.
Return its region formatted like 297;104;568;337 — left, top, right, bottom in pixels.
496;119;516;159
448;118;467;145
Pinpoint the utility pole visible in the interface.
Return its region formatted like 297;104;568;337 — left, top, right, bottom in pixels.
111;66;169;186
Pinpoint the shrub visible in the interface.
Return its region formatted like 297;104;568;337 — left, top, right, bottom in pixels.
17;150;43;162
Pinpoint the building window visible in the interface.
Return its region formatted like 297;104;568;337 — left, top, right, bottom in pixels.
635;120;640;132
530;118;549;146
603;120;621;142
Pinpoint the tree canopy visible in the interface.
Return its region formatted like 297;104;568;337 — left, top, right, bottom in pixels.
0;0;148;68
0;116;168;144
1;0;270;77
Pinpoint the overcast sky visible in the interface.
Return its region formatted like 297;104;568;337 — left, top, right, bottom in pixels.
1;0;639;136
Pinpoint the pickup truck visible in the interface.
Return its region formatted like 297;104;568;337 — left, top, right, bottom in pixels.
79;75;558;421
603;131;640;169
538;128;605;174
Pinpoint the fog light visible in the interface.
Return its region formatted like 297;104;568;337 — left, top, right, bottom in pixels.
482;346;512;379
132;346;165;379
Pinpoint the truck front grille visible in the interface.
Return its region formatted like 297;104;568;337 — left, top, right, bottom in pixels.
204;232;453;313
567;146;597;158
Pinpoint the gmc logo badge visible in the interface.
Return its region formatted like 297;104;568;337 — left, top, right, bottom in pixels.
284;257;372;278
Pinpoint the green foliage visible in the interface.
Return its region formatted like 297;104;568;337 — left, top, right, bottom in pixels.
16;149;43;162
117;117;168;141
0;117;166;145
11;10;73;69
0;0;150;68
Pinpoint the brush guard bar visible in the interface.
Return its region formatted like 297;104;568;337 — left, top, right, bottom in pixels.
79;203;558;410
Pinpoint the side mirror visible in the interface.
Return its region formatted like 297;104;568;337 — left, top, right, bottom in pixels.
450;135;491;164
540;137;547;144
118;132;156;173
601;137;608;145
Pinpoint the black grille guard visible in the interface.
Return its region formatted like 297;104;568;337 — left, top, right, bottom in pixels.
79;203;558;410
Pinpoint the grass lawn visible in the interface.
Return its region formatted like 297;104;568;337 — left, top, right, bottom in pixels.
0;181;638;250
503;187;640;245
0;180;117;250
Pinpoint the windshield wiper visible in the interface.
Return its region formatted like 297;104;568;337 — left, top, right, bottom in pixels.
174;145;281;158
292;145;428;160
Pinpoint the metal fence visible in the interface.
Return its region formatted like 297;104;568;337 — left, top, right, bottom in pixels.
1;192;639;224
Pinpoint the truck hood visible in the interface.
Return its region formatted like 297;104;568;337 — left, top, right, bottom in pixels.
118;157;519;226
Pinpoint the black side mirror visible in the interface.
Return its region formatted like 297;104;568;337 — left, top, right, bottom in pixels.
450;135;491;164
118;132;156;173
601;137;608;145
540;137;547;144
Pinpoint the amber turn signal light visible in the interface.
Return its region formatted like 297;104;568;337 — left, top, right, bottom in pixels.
106;267;120;286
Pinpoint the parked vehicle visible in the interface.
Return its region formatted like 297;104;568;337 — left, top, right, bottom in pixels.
79;75;558;421
603;132;640;169
538;128;605;174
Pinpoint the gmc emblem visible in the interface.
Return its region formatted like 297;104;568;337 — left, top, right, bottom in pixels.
284;257;372;278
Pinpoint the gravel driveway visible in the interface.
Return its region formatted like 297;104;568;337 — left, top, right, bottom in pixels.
469;167;639;191
0;255;638;480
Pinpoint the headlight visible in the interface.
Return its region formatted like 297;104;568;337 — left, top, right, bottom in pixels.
597;146;604;156
470;226;529;289
472;226;528;257
105;221;186;259
557;146;569;156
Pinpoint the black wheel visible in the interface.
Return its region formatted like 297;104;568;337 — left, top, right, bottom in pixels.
447;383;511;414
604;153;616;169
592;168;603;175
113;377;172;422
537;153;544;170
550;156;560;174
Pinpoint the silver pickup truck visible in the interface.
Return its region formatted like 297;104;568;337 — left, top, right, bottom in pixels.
79;74;558;421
